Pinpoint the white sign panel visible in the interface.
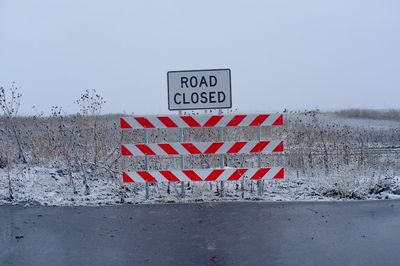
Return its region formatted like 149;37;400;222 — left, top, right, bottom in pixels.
167;69;232;110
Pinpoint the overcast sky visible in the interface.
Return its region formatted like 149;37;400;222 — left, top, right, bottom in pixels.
1;0;399;115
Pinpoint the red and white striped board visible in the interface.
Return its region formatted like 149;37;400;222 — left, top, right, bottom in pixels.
120;113;283;129
122;167;284;183
122;140;284;156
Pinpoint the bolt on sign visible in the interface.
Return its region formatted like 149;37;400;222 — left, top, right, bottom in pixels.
167;69;232;110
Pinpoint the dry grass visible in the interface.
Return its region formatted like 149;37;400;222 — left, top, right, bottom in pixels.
1;86;399;200
334;109;400;121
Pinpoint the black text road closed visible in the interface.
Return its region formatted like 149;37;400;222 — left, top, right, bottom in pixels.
167;69;232;110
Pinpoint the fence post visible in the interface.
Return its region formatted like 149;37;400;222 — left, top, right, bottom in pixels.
144;128;149;200
121;130;126;203
219;126;224;197
179;110;185;198
218;109;224;197
257;126;262;196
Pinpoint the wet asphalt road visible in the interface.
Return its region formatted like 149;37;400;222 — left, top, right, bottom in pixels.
1;200;400;266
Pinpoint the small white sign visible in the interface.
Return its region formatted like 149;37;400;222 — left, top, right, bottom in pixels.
167;69;232;110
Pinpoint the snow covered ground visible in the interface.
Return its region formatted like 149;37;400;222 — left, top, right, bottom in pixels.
1;111;399;206
1;165;400;206
322;112;400;130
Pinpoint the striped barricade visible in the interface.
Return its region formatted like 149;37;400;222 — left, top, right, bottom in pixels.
121;140;284;156
121;113;285;184
120;113;283;129
122;167;284;183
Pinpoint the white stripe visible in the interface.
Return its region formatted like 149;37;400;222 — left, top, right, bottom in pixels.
170;116;186;127
152;171;166;182
242;168;257;180
239;142;253;153
147;117;165;128
174;171;192;182
241;115;257;126
123;117;142;128
217;169;235;181
193;116;210;126
217;115;234;127
264;114;280;126
123;144;143;155
217;142;232;154
262;140;281;153
198;168;214;179
127;171;142;181
152;145;167;155
264;167;282;179
195;142;213;153
173;144;188;155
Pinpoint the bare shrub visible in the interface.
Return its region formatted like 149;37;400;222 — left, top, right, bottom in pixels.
0;82;26;163
0;135;15;200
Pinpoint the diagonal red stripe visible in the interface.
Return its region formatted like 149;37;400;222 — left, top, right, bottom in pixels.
272;114;284;126
121;145;133;156
158;143;179;155
181;143;202;155
181;116;201;127
159;171;180;182
205;169;225;181
273;168;285;179
272;141;284;153
158;116;178;128
226;115;246;126
227;142;247;154
249;114;269;126
182;170;203;181
227;168;248;181
204;142;224;154
137;171;157;182
122;172;134;183
136;144;156;156
120;118;132;129
250;168;270;180
204;115;223;127
135;117;155;128
250;141;270;153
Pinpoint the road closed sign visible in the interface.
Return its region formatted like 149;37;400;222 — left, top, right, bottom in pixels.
167;69;232;110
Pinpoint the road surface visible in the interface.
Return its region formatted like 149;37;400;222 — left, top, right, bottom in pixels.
1;200;400;266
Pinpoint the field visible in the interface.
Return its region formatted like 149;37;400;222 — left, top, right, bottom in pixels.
1;95;399;206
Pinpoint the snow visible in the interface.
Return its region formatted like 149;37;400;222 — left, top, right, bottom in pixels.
321;113;400;130
1;111;399;206
1;165;400;206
